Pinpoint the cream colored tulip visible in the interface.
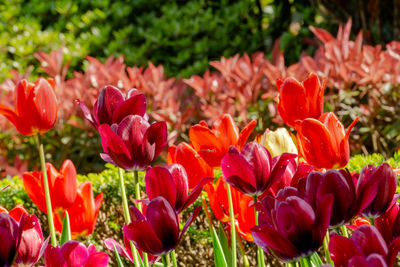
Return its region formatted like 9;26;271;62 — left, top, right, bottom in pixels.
256;128;298;157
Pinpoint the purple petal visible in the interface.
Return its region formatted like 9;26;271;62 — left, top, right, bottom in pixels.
123;220;163;255
179;206;202;243
313;194;333;244
96;85;124;125
167;164;189;211
269;153;297;189
129;205;145;221
145;167;177;208
141;121;168;164
222;152;256;195
348;254;387;267
84;252;109;267
104;238;132;263
112;93;146;124
76;99;96;127
44;245;67;267
351;225;388;256
60;241;89;267
16;214;43;266
329;234;363;267
180;177;213;213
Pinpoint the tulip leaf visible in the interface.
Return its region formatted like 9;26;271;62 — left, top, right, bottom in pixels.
212;225;229;267
60;211;71;245
113;243;125;267
310;252;323;266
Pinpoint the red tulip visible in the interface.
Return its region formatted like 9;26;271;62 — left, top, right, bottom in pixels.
54;181;103;238
356;163;398;218
123;197;201;256
277;73;325;129
204;177;255;241
296;112;359;169
167;142;213;190
145;164;213;213
98;115;167;170
0;204;28;222
0;78;57;136
44;240;109;267
222;142;296;196
376;203;400;244
189;113;256;167
329;225;400;267
77;86;146;129
22;159;77;214
252;187;333;261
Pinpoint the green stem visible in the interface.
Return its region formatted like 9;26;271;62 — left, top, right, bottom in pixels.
226;182;237;267
299;255;312;267
369;217;375;226
341;224;349;238
323;231;333;265
286;262;296;267
117;168;141;267
253;195;265;267
162;255;169;267
35;134;57;247
171;250;177;267
237;233;249;267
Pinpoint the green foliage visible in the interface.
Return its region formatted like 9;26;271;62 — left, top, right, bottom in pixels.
346;152;400;173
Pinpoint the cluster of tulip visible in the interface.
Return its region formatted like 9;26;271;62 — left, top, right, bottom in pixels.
0;72;399;267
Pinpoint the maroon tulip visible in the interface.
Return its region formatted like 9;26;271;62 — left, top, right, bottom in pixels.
0;213;21;267
251;187;333;262
44;240;109;267
124;197;201;256
77;86;146;128
356;163;398;218
15;214;44;266
303;169;359;227
98;115;167;170
145;164;213;213
221;142;296;196
376;202;400;244
329;225;400;267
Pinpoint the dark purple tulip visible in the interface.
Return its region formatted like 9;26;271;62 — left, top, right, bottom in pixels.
44;240;109;267
145;164;213;213
98;115;167;170
15;214;44;266
77;86;146;128
356;163;398;218
0;213;21;267
376;202;400;244
124;196;201;256
302;169;358;227
329;225;400;267
221;142;296;196
251;187;333;262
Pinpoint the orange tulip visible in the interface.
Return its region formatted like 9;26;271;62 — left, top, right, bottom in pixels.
167;142;213;189
54;181;103;238
277;73;325;129
0;204;28;222
189;113;256;167
22;159;77;214
296;112;359;169
204;177;255;241
0;78;57;136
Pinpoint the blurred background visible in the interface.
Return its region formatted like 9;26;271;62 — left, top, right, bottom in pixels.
0;0;399;175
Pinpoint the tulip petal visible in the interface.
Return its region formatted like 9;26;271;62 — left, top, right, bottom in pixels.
237;119;257;150
348;254;387;267
112;93;146;124
96;86;124;125
179;206;202;243
17;214;43;266
33;78;58;131
84;252;109;267
329;234;364;267
60;241;89;267
302;73;324;119
189;125;223;167
22;172;47;213
124;220;163;255
44;245;67;267
180;177;213;213
351;225;388;256
167;164;189;211
269;153;297;189
145;167;177;208
76;99;96;127
59;160;78;209
141;121;168;165
104;238;132;262
213;114;239;150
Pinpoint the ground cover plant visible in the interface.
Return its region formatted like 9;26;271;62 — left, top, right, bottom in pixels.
0;8;400;267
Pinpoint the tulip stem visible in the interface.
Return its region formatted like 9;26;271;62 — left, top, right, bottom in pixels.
171;250;177;267
323;231;333;265
299;255;312;267
162;255;169;267
226;182;237;267
340;225;349;238
369;217;375;226
35;134;57;247
117;168;141;267
237;233;250;267
253;195;266;267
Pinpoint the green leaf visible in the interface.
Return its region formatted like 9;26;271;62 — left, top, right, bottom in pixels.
60;211;71;245
217;225;232;267
113;243;125;267
310;252;323;266
212;226;229;267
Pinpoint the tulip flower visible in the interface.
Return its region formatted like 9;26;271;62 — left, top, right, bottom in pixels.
0;204;28;222
204;177;255;241
329;225;400;267
252;187;333;262
124;196;201;256
296;112;358;169
145;164;213;213
0;213;21;267
277;73;325;129
221;142;296;196
356;163;398;218
189;113;257;167
0;78;57;136
167;142;214;189
255;127;298;157
302;169;360;227
77;86;146;128
376;203;400;244
98;115;167;170
44;240;109;267
54;181;103;238
22;159;77;214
